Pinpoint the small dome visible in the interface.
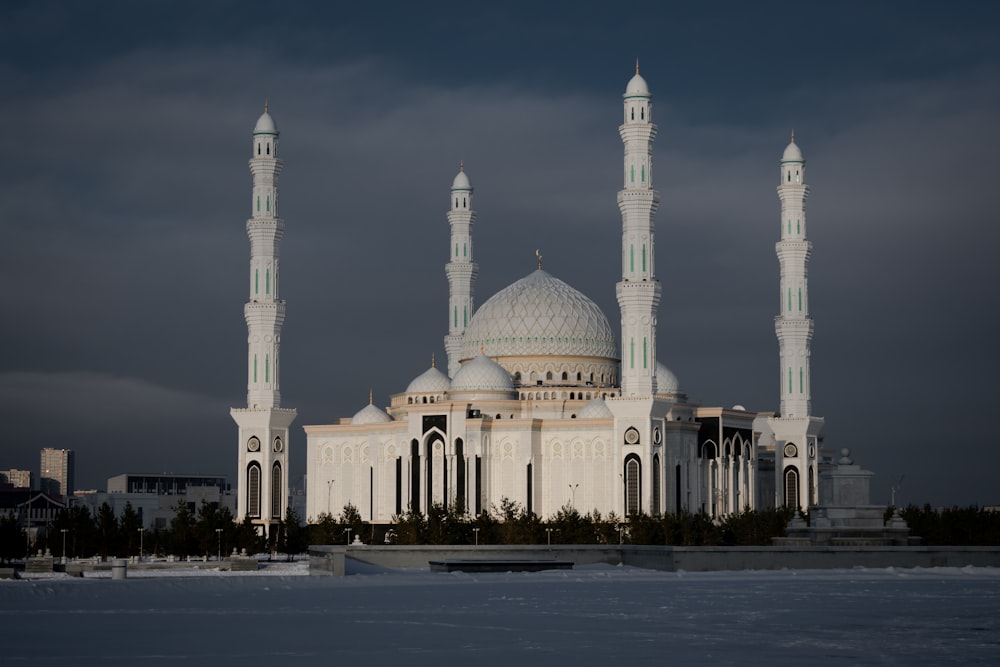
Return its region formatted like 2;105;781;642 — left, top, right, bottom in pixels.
782;136;803;163
452;165;471;191
451;354;514;393
406;365;451;393
655;362;680;395
625;72;650;97
578;397;613;419
254;106;277;134
351;403;392;425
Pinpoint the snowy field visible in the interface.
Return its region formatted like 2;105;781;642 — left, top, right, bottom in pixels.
2;563;999;665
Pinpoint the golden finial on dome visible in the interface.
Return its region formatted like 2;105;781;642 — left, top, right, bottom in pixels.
536;248;543;270
790;129;795;143
431;353;435;368
635;58;640;75
264;99;269;114
368;388;373;405
459;161;464;172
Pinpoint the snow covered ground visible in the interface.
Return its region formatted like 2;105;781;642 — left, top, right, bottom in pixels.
2;562;998;665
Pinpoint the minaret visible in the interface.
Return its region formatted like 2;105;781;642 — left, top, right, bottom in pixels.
767;133;823;510
616;63;661;397
444;163;478;378
231;104;297;537
775;133;813;418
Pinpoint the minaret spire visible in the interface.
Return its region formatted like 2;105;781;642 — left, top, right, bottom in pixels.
616;64;661;396
231;104;296;537
444;163;478;378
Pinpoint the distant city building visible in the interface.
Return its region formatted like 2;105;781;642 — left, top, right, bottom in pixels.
0;490;66;547
83;473;235;530
39;448;74;497
0;468;32;489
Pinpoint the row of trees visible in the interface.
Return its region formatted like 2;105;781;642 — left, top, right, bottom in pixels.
3;501;997;563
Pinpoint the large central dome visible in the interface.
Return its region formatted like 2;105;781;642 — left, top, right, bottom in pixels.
460;270;617;362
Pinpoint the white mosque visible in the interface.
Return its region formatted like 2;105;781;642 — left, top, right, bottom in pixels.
231;67;825;533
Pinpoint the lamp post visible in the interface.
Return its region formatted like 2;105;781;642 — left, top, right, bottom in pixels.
216;528;223;561
137;528;144;562
345;528;352;545
545;527;557;546
326;479;335;515
568;483;578;507
473;528;480;546
60;528;68;564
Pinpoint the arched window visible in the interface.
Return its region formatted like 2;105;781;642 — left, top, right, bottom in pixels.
640;106;645;120
247;463;261;518
624;455;641;515
257;143;261;155
784;466;800;509
652;454;661;516
808;466;815;505
271;462;282;519
546;371;553;380
561;372;568;381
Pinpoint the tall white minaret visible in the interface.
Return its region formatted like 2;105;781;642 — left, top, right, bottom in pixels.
775;133;812;418
616;63;661;397
767;133;823;510
444;163;478;378
231;104;297;536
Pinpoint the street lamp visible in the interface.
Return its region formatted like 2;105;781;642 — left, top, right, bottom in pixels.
137;528;144;562
326;479;335;515
216;528;223;561
473;527;480;546
345;528;352;545
545;527;558;546
60;528;68;564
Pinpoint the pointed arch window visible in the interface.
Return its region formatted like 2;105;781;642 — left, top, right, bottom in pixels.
643;337;647;369
271;462;282;519
463;243;467;257
641;106;645;120
257;143;261;156
798;288;802;311
788;368;793;394
625;454;641;515
455;243;459;257
631;107;634;120
255;269;259;295
266;269;270;294
247;463;261;518
463;306;467;327
266;195;270;212
641;164;645;182
797;219;801;234
253;355;257;383
265;354;269;383
630;165;635;183
257;196;260;212
784;466;799;508
630;245;634;272
642;244;646;272
652;453;661;516
453;307;458;328
800;367;804;393
266;143;270;156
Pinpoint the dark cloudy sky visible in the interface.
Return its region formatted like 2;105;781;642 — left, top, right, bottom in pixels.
2;1;998;508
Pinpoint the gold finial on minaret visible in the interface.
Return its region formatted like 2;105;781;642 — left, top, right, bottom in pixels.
790;129;795;143
536;248;543;270
264;99;269;114
459;161;464;172
368;388;373;405
431;353;435;368
635;58;640;75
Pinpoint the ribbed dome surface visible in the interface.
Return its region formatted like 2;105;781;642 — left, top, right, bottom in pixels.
656;362;680;395
461;270;617;362
406;365;451;393
578;397;613;419
351;403;392;425
451;354;514;393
